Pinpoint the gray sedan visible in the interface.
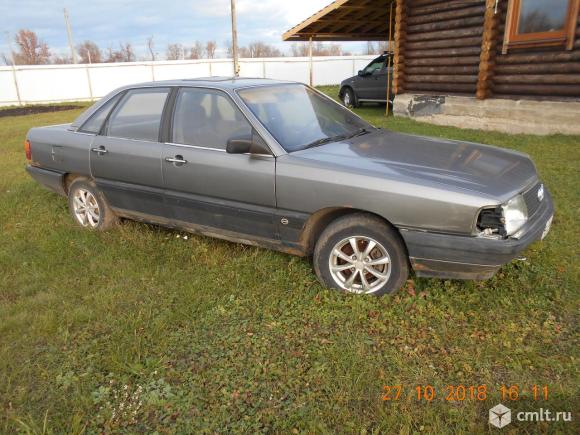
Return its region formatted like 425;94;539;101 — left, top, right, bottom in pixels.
25;78;554;295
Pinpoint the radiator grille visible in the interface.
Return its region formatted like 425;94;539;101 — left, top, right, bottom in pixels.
523;183;542;218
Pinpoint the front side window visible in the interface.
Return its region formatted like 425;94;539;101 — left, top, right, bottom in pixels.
107;88;169;141
504;0;579;51
364;56;386;74
172;88;252;150
78;93;122;134
238;84;372;153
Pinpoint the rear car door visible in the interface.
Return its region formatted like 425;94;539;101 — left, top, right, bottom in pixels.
162;87;276;238
90;87;171;217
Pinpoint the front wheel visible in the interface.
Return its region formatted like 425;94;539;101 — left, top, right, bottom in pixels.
341;87;358;108
313;214;409;296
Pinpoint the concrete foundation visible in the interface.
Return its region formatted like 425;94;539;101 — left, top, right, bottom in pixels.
393;94;580;135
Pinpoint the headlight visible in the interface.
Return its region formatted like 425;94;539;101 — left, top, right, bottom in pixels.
502;195;528;236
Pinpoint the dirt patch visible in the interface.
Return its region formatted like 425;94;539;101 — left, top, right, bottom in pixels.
0;105;84;118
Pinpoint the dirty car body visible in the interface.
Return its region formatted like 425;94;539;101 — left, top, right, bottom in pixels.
25;78;554;294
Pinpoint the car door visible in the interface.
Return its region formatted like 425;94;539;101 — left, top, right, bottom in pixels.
90;87;171;217
369;64;391;101
355;56;386;100
162;87;276;239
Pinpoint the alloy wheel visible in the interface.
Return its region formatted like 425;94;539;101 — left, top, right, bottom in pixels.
328;236;391;294
73;188;100;228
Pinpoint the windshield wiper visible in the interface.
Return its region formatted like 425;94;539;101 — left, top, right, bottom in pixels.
301;128;372;150
302;134;350;150
347;128;371;139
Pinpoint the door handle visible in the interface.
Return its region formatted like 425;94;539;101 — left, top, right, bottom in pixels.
91;146;108;155
165;156;187;164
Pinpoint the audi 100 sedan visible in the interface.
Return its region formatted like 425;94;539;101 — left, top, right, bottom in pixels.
25;78;554;296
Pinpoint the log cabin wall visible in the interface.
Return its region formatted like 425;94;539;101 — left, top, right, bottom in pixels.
402;0;486;96
491;2;580;101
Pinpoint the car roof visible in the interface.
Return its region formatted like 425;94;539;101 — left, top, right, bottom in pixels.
70;77;301;131
127;77;297;90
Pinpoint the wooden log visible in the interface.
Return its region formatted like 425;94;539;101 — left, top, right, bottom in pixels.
477;0;500;99
393;0;406;95
406;74;478;84
406;46;482;58
407;5;486;26
409;0;484;18
406;27;483;42
496;51;580;64
492;83;580;96
406;65;480;75
494;74;580;85
405;36;482;50
407;16;483;34
405;82;476;93
405;56;482;67
495;62;580;74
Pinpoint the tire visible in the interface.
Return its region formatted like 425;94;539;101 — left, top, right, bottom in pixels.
341;87;359;108
67;178;118;231
313;213;409;296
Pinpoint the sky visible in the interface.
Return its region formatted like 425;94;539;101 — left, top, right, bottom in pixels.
0;0;367;61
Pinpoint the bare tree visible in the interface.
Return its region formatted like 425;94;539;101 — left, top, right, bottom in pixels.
77;40;101;63
51;54;72;64
291;43;308;57
12;29;51;65
105;42;135;63
188;41;204;59
245;41;282;58
237;41;283;58
206;41;217;59
147;36;155;61
365;41;389;55
166;43;184;60
224;40;233;58
291;42;343;57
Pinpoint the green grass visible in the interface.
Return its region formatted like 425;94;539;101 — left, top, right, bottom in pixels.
1;88;579;434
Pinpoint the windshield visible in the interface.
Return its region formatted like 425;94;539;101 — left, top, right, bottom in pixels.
237;84;373;152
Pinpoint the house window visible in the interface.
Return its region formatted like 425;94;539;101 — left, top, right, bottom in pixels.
503;0;579;52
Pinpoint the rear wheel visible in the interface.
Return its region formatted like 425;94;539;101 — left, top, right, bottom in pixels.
313;214;408;296
67;178;117;231
341;87;358;108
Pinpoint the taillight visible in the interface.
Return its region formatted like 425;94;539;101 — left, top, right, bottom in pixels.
24;139;31;161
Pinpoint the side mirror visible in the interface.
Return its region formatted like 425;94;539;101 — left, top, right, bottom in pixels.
358;70;365;77
226;137;252;154
226;132;271;155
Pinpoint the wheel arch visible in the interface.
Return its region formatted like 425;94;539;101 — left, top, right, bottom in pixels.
63;173;88;195
299;206;408;257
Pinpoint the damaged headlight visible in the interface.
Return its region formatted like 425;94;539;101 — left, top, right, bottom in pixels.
477;194;529;238
502;194;528;236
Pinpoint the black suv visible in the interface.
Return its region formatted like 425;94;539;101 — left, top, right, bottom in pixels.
339;53;393;108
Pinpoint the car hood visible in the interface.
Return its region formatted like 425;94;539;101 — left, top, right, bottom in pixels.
291;129;538;202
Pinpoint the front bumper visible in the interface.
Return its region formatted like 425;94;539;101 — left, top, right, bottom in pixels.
401;190;554;280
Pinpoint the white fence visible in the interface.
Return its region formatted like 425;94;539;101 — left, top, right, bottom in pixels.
0;55;376;107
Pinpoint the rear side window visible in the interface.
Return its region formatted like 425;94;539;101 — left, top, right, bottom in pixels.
172;88;252;150
78;93;122;134
107;88;169;141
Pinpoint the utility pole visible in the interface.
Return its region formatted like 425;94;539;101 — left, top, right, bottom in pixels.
230;0;240;77
64;8;78;63
309;36;313;86
5;31;22;106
